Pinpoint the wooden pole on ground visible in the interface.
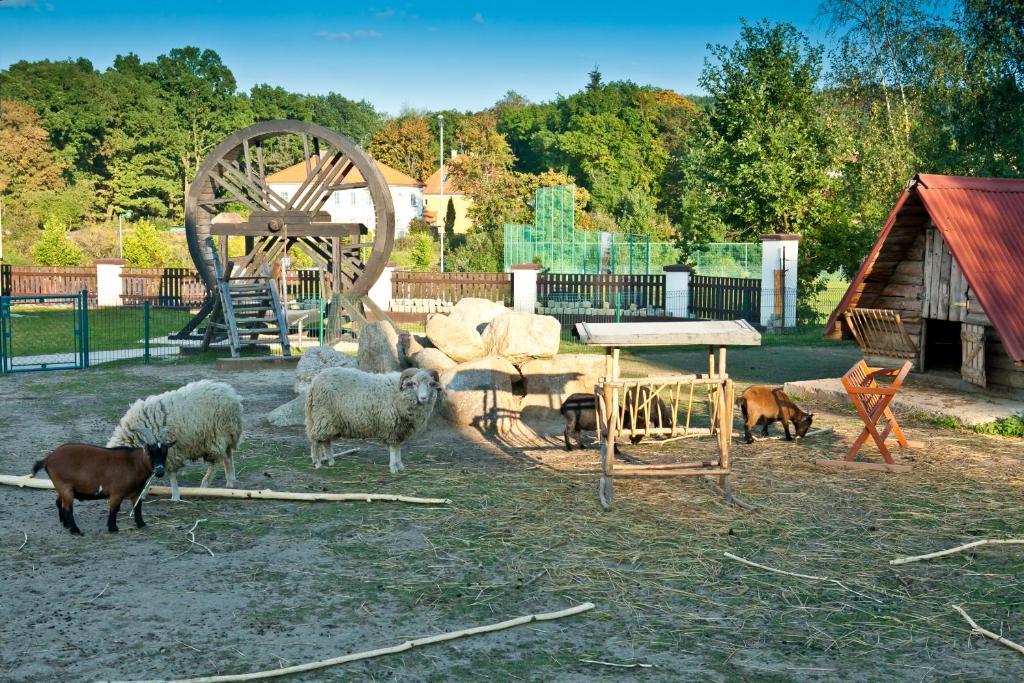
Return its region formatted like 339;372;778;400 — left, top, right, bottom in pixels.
890;539;1024;566
0;475;451;506
103;603;596;683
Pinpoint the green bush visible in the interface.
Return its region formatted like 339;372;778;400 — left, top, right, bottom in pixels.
123;218;172;267
31;219;84;265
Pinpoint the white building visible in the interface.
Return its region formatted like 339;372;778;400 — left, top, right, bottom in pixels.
267;157;425;237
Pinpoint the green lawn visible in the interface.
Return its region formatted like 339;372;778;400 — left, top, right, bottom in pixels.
3;305;194;356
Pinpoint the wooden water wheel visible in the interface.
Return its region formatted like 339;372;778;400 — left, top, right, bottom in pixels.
185;119;395;299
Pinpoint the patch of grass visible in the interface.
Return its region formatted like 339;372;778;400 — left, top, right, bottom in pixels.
915;411;1024;438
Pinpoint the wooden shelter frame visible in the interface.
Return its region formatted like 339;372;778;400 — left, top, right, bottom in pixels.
576;321;759;510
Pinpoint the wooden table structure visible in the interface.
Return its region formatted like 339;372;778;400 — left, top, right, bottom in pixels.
575;320;761;509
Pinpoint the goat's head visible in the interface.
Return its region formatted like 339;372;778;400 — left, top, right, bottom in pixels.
400;368;443;405
135;426;176;477
795;413;814;438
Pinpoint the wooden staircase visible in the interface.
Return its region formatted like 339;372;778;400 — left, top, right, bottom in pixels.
202;257;291;358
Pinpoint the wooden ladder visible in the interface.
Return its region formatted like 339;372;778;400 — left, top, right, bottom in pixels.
202;254;291;358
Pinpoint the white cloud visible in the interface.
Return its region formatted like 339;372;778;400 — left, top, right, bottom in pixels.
315;30;384;42
0;0;39;8
472;11;484;24
373;7;396;18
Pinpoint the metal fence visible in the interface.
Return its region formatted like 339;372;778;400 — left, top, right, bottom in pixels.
0;291;327;375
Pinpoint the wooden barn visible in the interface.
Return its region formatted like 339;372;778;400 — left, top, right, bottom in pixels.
825;174;1024;392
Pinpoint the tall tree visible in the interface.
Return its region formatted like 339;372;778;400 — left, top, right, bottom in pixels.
0;100;65;196
148;47;252;213
684;21;846;279
310;92;384;146
368;115;435;180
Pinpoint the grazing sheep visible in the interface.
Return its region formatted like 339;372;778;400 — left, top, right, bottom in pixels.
108;380;243;501
32;426;173;535
560;388;673;451
738;385;814;444
305;367;442;473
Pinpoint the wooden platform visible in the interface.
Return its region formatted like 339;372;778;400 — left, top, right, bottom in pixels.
576;319;761;347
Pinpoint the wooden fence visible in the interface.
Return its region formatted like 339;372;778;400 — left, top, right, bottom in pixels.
285;269;321;301
2;266;97;301
120;267;206;307
688;275;761;322
537;273;665;308
392;271;513;304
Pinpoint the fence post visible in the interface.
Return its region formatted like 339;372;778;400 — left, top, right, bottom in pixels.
143;301;151;364
95;258;126;306
80;289;90;369
368;261;395;312
760;234;801;328
511;263;541;313
664;264;691;319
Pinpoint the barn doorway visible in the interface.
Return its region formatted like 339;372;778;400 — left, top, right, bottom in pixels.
924;319;962;372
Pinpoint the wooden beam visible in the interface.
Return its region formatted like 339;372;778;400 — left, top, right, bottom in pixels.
209;223;367;238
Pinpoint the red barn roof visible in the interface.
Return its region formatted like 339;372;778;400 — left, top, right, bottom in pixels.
826;174;1024;362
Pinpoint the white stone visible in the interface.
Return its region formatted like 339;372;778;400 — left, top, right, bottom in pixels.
481;312;560;364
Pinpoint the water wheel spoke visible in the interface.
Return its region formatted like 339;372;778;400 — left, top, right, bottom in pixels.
299;154;354;213
217;159;288;210
209;172;261;211
285;146;338;210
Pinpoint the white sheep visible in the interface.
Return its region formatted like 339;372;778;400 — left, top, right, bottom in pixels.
304;367;441;473
107;380;243;501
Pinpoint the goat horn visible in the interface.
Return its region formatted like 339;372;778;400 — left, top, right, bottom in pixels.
135;425;156;444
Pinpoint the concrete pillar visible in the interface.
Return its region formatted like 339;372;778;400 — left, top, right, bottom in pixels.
368;262;396;312
95;259;125;307
511;263;541;313
760;234;801;328
663;264;691;319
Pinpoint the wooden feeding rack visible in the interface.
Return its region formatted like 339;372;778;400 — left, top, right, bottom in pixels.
575;320;761;510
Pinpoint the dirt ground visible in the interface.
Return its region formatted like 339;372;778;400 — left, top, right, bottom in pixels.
1;346;1023;682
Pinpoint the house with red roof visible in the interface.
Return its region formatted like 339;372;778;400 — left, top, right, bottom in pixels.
826;174;1024;392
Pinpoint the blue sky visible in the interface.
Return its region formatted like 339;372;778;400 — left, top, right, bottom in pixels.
0;0;829;114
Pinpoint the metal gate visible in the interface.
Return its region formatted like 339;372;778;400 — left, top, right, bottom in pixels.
0;291;89;374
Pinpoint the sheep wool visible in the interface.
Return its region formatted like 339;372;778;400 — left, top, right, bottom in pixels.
107;380;243;500
304;367;441;473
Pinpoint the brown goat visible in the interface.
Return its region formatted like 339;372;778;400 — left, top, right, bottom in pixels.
31;428;173;535
737;386;814;444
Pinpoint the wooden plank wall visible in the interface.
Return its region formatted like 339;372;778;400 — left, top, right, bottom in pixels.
986;326;1024;390
871;230;926;349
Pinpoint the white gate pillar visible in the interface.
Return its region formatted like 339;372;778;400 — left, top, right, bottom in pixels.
95;259;125;307
511;263;540;313
760;234;801;328
368;262;396;312
663;264;691;318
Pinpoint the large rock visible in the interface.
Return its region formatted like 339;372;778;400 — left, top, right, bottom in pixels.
411;348;457;374
357;321;406;373
448;297;509;333
426;314;486;363
294;347;355;394
440;357;520;436
519;354;608;413
482;312;560;364
267;395;306;427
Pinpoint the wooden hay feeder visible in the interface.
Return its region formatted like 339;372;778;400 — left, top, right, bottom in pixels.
575;320;761;510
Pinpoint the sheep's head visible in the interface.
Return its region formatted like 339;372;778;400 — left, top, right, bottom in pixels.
399;368;443;405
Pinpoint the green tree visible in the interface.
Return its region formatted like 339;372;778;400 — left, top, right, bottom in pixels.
0;58;111;181
407;233;437;271
684;21;846;280
148;47;253;213
310;92;384;146
444;197;457;243
122;218;172;267
32;218;84;265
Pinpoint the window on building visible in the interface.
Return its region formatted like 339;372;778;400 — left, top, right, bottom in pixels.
351;192;357;205
410;193;418;208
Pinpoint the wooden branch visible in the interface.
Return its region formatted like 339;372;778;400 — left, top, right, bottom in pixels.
890;539;1024;566
952;604;1024;657
703;477;756;511
723;552;881;603
0;475;451;506
103;602;596;682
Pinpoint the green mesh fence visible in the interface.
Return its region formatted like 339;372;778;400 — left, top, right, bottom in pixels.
505;186;761;276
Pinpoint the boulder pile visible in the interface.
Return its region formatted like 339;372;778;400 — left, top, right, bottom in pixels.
271;298;599;436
